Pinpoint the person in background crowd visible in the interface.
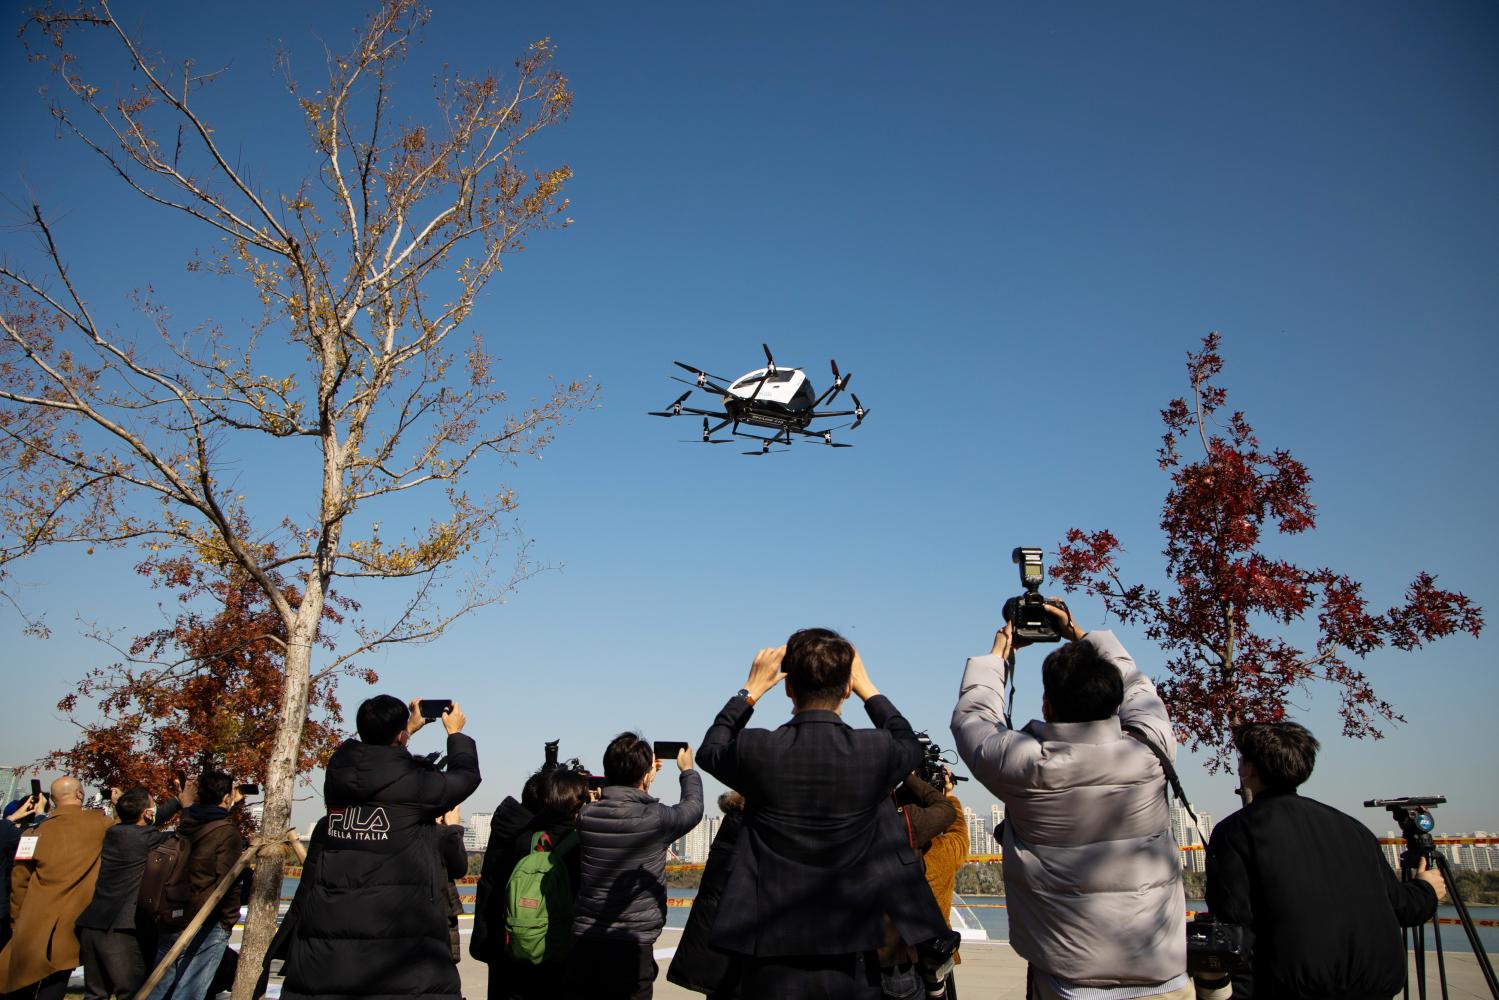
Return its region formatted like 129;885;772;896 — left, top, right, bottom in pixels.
698;634;958;1000
438;805;469;968
76;784;185;1000
492;768;588;1000
1201;722;1446;1000
0;796;48;953
952;607;1188;1000
879;770;963;997
916;770;968;948
278;696;479;1000
567;733;703;1000
472;767;550;976
0;776;110;1000
145;772;245;1000
666;791;746;999
915;769;969;997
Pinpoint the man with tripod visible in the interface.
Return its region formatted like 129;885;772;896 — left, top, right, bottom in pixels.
1203;722;1445;1000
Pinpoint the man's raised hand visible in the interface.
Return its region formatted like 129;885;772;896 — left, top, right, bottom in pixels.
850;648;879;702
990;621;1016;659
1041;602;1086;642
407;698;428;736
746;646;786;701
441;702;467;735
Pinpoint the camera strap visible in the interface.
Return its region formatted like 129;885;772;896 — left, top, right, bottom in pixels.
1123;725;1207;845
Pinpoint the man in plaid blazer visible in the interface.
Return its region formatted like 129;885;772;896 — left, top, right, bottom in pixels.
698;628;958;1000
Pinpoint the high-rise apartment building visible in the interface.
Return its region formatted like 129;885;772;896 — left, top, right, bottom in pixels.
963;807;991;856
1381;832;1402;871
1168;801;1212;873
465;811;492;853
0;766;26;807
679;813;723;864
989;803;1005;854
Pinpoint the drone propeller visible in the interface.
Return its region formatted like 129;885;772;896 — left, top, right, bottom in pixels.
671;375;729;397
850;394;869;430
648;391;693;417
762;343;777;374
673;361;729;384
812;359;852;408
817;428;855;449
685;416;732;444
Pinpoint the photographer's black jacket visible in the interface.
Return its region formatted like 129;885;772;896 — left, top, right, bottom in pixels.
278;732;480;1000
1205;788;1438;1000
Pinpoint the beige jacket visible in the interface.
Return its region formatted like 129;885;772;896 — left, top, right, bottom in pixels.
951;631;1186;987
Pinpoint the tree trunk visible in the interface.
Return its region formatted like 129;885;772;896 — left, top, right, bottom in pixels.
230;615;319;1000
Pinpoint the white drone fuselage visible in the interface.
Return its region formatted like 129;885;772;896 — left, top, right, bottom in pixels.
724;367;817;428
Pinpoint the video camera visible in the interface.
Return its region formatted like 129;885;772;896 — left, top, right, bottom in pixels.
1002;547;1071;645
913;731;967;788
542;739;606;792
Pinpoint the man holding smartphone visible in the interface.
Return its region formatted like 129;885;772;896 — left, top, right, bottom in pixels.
279;695;479;1000
568;733;703;1000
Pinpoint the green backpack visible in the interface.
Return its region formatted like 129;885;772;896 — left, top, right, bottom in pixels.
505;829;579;964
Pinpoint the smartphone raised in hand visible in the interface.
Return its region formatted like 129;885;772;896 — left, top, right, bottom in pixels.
653;741;688;760
418;699;454;722
237;783;260;796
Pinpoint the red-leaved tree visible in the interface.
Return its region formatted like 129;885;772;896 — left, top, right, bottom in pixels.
1054;333;1483;768
45;549;374;794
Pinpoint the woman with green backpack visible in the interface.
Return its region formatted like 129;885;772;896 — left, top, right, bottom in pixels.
478;769;588;1000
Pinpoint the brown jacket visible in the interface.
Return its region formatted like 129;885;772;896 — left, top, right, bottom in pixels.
880;781;968;968
178;808;247;929
0;804;110;991
922;793;969;931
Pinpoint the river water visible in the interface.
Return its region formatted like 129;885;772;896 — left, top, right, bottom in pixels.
279;880;1499;953
663;890;1499;953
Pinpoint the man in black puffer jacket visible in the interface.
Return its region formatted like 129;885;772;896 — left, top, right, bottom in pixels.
280;695;480;1000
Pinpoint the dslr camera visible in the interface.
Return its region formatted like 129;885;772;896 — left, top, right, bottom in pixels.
1002;547;1070;645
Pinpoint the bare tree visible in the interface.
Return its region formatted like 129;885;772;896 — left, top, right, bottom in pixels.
2;3;593;993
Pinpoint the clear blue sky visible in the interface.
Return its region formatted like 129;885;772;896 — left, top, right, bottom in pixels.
1;2;1495;837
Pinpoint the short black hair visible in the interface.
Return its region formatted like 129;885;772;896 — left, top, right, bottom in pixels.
357;694;410;745
1041;642;1124;723
603;732;654;787
521;769;548;813
1234;722;1319;791
540;769;588;821
783;627;853;708
199;771;234;808
115;787;152;824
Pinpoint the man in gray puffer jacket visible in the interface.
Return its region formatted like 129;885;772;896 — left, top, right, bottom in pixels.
568;732;703;1000
951;605;1188;1000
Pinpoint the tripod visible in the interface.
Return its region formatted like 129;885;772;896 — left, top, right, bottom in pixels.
1370;798;1499;1000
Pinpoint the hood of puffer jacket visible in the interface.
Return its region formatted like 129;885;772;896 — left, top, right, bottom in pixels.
324;737;421;806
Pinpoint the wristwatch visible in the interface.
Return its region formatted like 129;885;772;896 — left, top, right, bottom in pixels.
736;687;756;706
